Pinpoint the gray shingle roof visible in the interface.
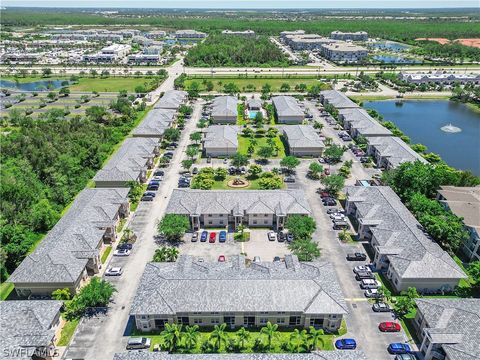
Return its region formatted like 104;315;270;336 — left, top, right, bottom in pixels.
247;98;262;109
345;186;466;280
437;186;480;232
272;96;304;117
93;138;159;183
0;300;63;359
113;351;367;360
166;189;311;216
9;188;129;285
415;298;480;360
367;136;427;167
154;90;188;110
204;125;240;149
281;125;325;149
320;90;359;109
131;255;347;316
211;96;238;118
133;108;176;137
339;108;392;137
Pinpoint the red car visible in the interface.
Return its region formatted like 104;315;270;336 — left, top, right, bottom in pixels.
218;255;226;262
209;232;216;243
379;322;401;332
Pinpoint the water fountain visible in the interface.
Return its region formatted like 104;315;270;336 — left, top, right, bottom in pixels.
440;123;462;133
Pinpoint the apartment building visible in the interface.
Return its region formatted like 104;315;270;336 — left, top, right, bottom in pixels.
154;90;188;110
319;90;360;109
338;108;392;138
330;31;368;41
222;30;256;37
272;96;304;124
132;108;176;138
203;125;240;157
166;189;311;231
367;136;428;169
131;255;347;332
399;72;480;85
0;300;64;359
174;30;207;39
282;125;325;157
83;44;131;63
437;186;480;262
284;34;335;51
321;42;368;63
413;298;480;360
210;96;238;124
280;30;306;40
345;186;467;293
9;188;129;296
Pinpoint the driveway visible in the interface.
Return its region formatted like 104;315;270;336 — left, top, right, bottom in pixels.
179;230;241;262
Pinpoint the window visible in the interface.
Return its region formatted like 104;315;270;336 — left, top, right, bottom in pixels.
193;319;202;324
289;316;301;326
277;318;285;324
331;315;337;319
143;325;148;329
141;315;147;319
211;312;219;315
208;214;212;217
208;221;213;225
219;214;223;217
260;311;268;315
253;214;257;217
253;221;257;225
264;220;268;224
220;221;224;225
259;318;268;324
211;319;220;324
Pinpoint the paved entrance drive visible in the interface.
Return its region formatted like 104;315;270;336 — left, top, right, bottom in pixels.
243;229;290;261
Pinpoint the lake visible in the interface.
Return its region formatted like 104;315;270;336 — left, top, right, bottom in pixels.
368;41;411;52
364;100;480;175
0;79;69;91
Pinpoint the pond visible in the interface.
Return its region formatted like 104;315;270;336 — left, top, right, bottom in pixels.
364;100;480;175
368;41;411;52
372;55;422;64
0;79;69;91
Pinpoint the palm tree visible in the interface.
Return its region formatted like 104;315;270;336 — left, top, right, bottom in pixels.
307;326;324;351
235;327;250;351
260;322;279;350
288;328;308;353
210;323;228;351
182;325;199;352
166;247;179;262
161;323;183;352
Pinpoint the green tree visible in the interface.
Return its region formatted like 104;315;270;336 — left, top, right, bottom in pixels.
323;144;345;164
30;199;60;232
182;159;194;171
186;145;198;160
288;328;308;353
183;325;200;352
161;323;183;352
214;167;228;181
260;322;279;350
164;128;181;142
210;323;228;351
85;106;107;123
254;111;264;127
235;327;250;351
257;146;274;160
187;81;200;98
231;153;249;168
51;288;71;300
190;131;202;144
288;239;321;261
280;83;291;92
280;156;300;173
467;261;480;288
308;162;323;179
248;164;263;179
59;87;70;97
320;174;345;196
258;173;283;189
205;81;214;91
242;127;254;137
307;326;324;351
157;214;190;242
285;215;317;240
394;287;419;318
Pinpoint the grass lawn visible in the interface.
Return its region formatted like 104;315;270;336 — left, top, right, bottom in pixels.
185;76;330;93
210;175;284;190
0;282;14;301
237;135;286;159
57;318;80;347
234;231;251;242
399;309;419;345
101;245;112;264
133;328;336;353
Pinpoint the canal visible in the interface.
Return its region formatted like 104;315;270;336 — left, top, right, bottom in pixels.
364;100;480;175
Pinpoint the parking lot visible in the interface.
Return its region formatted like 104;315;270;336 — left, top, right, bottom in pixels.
243;229;290;261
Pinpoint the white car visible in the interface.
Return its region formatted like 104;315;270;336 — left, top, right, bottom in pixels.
152;176;163;181
105;267;123;276
353;265;370;274
331;214;346;221
114;249;131;257
364;289;382;298
267;231;277;241
360;279;381;289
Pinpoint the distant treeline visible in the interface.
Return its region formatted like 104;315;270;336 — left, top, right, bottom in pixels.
2;9;480;41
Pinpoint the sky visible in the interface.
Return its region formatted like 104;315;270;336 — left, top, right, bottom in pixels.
2;0;478;8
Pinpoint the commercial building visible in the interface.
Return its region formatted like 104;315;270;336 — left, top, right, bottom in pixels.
413;298;480;360
9;188;129;296
280;30;306;40
345;186;467;293
127;53;160;64
203;125;240;157
321;42;368;63
319;90;359;109
282;125;325;157
330;31;368;41
166;189;311;230
154;90;188;110
174;30;207;39
0;300;64;359
437;186;480;262
338;108;392;138
83;44;131;63
113;351;367;360
284;34;335;51
271;96;304;124
132;108;176;138
399;72;480;85
210;96;238;124
222;30;256;37
131;255;347;331
367;136;428;169
93;138;160;187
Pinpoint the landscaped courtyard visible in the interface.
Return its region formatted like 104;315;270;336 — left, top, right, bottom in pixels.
237;135;286;159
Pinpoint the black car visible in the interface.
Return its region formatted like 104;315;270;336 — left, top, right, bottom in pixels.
117;243;133;250
278;232;286;242
323;198;337;206
164;152;174;158
141;195;154;201
355;270;375;280
178;182;190;188
347;252;367;261
359;157;370;163
147;184;159;191
154;170;164;176
144;191;156;197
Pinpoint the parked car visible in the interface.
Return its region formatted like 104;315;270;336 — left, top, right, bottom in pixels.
114;249;131;257
364;289;382;298
192;167;199;174
147;184;159;191
359;157;370;163
394;354;417;360
360;279;381;289
126;337;151;350
253;256;261;262
152;176;163;181
284;176;296;183
207;156;212;163
278;232;286;242
286;233;294;242
164;152;174;158
191;232;198;242
154;170;164;176
347;252;367;261
105;267;123;276
355;270;374;280
319;191;332;198
327;208;339;214
353;265;370;274
200;231;208;242
209;232;216;243
335;339;357;350
330;214;346;221
318;157;325;163
141;195;154;201
223;158;229;164
273;256;281;262
117;243;133;250
372;302;391;312
267;231;277;241
322;197;336;206
324;168;330;175
388;343;412;355
218;255;226;262
149;180;160;186
144;191;156;197
379;322;401;332
219;231;227;243
333;220;349;230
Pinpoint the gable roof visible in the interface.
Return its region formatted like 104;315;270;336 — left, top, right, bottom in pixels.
339;108;392;137
203;125;240;149
154;90;188;110
132;108;175;137
437;186;480;232
272;96;304;117
320;90;359;109
367;136;427;167
211;96;238;118
282;125;325;149
131;255;347;316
